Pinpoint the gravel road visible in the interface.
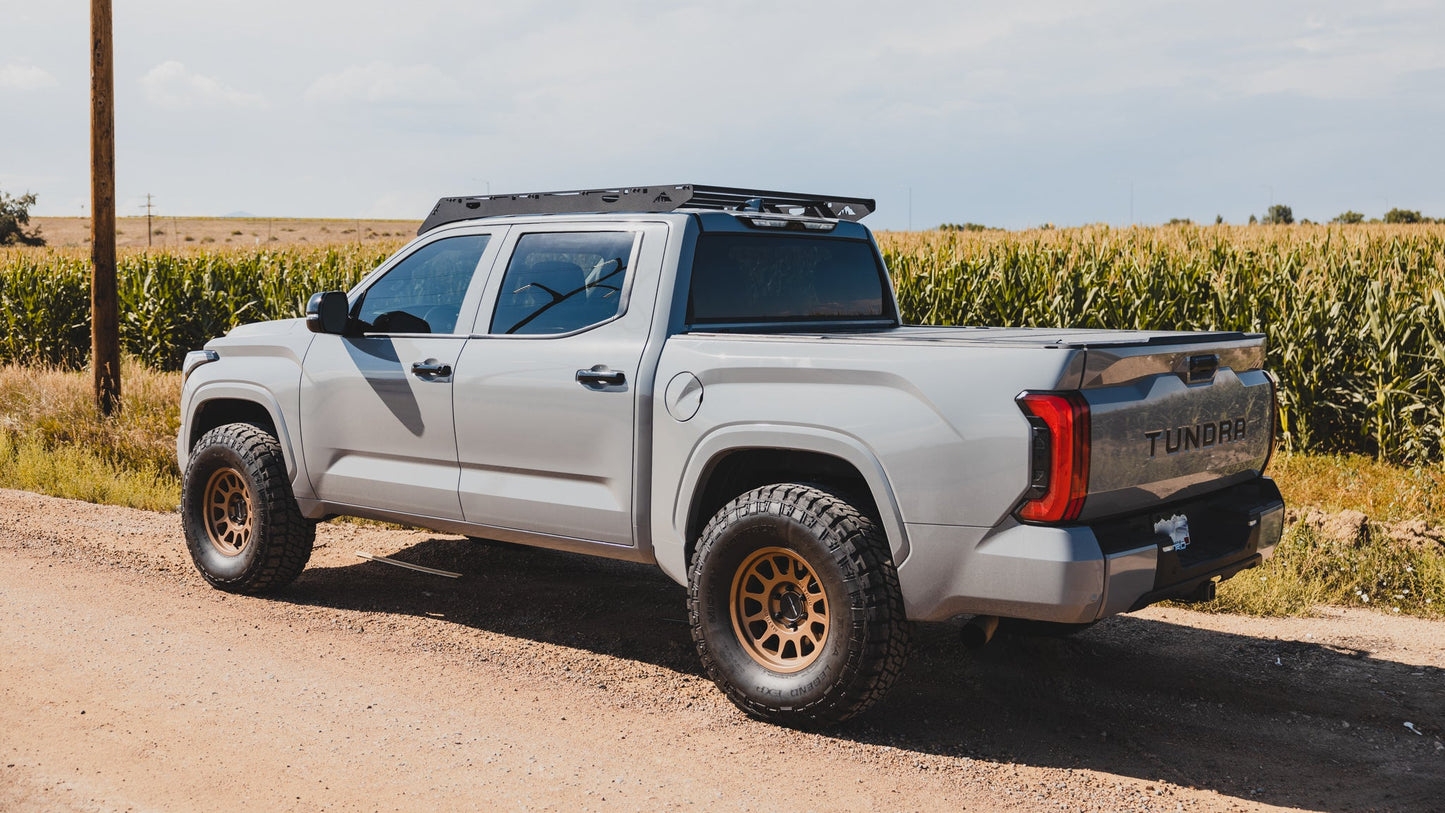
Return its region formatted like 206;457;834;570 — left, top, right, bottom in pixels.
1;488;1441;811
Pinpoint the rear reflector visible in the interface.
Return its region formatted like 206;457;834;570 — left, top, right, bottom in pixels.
1262;370;1279;474
1016;391;1090;522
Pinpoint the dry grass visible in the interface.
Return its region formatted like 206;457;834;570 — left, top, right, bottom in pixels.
1199;450;1445;617
0;359;180;510
30;216;420;250
1205;522;1444;618
1269;452;1445;522
876;221;1445;253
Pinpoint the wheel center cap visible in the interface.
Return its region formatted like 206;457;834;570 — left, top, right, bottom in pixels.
774;588;807;625
228;497;248;525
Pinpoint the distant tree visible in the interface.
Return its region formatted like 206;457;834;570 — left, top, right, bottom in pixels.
1384;208;1424;224
1166;217;1192;225
1332;210;1365;224
0;189;45;246
1263;204;1294;225
1248;214;1258;225
1215;214;1224;225
939;222;996;232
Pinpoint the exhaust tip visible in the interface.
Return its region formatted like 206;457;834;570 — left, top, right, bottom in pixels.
1181;579;1218;604
960;615;1000;649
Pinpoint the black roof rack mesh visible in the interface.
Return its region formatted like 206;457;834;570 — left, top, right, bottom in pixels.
418;184;875;234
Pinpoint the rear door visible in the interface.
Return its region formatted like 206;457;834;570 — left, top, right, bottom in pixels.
300;229;503;519
451;222;667;546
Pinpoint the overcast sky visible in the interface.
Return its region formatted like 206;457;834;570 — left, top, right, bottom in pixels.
2;1;1442;230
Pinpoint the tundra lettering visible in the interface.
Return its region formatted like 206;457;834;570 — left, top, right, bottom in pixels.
1145;418;1247;457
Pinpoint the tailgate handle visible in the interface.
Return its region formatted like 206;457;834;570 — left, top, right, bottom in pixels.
1186;354;1219;384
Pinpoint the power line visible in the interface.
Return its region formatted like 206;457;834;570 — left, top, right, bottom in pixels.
142;193;154;249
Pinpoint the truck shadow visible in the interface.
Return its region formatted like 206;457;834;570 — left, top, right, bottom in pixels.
283;533;1444;812
861;619;1445;811
287;533;702;673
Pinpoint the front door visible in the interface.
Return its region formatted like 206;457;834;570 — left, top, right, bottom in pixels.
452;223;665;546
300;230;501;519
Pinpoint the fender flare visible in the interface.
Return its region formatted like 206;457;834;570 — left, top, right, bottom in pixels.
181;382;302;487
661;424;911;584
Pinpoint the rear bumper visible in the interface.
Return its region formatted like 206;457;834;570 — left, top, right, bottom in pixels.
896;477;1285;623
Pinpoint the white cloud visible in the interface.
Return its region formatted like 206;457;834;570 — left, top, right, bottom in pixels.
140;61;266;109
8;2;1445;224
304;62;464;106
0;63;57;91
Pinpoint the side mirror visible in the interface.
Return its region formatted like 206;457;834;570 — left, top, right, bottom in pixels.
306;291;350;334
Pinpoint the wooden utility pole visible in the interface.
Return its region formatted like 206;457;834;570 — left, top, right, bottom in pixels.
91;0;120;414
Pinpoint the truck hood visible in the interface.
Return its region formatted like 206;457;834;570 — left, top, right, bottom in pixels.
215;317;309;342
201;317;315;368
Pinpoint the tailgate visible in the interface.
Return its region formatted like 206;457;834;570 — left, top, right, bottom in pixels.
1077;335;1274;521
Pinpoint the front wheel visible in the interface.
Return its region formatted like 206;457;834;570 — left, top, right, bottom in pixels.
181;423;314;593
688;483;910;726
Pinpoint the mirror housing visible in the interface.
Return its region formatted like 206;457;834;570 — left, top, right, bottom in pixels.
306;291;350;334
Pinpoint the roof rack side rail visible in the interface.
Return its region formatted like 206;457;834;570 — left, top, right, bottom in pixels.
417;184;875;234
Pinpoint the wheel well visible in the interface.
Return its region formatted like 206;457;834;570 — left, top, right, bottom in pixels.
686;449;882;564
189;398;278;452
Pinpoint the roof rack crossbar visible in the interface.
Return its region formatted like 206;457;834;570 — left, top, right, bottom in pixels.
418;184;875;234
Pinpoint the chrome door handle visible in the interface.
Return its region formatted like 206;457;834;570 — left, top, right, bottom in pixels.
411;360;452;378
576;367;626;387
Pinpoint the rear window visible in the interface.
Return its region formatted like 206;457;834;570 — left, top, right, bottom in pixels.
686;234;890;326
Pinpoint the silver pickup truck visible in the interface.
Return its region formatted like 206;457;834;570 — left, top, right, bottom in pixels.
177;185;1284;725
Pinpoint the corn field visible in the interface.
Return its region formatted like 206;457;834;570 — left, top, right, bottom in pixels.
0;244;396;371
3;224;1445;462
884;224;1445;464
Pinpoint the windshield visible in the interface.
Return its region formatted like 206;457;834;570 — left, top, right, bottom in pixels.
686;233;892;326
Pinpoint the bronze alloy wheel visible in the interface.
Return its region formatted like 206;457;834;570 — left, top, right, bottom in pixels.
203;466;254;557
729;546;830;673
182;423;315;593
690;483;910;724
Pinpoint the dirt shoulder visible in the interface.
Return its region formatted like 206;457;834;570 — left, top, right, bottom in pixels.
1;488;1441;811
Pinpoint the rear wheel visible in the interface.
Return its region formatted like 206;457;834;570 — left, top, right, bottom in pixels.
182;423;314;593
688;483;910;726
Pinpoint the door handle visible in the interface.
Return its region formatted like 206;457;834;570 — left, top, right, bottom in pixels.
411;360;453;378
576;366;626;387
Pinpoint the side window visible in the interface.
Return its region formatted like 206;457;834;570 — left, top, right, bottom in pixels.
354;234;490;334
489;231;635;335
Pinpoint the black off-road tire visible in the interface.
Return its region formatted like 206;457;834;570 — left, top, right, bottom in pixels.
181;423;315;593
688;483;910;726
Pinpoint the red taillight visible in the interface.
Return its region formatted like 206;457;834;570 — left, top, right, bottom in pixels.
1016;391;1090;523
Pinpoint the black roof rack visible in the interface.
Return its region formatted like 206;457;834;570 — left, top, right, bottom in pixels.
417;184;875;235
